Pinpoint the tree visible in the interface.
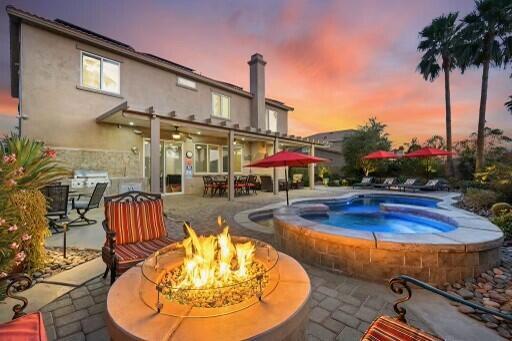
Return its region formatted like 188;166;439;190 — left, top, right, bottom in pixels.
417;13;460;176
425;135;446;149
341;117;392;177
458;0;512;171
506;95;512;113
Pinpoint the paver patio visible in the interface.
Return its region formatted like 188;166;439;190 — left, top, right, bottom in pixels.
37;188;504;340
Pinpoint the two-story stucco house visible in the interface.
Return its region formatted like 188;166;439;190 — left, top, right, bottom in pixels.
6;6;321;199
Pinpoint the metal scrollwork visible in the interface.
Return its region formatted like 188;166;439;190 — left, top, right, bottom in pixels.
3;273;32;320
389;277;412;323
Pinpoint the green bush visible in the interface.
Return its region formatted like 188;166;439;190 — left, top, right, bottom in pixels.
491;202;512;216
492;212;512;240
462;188;498;211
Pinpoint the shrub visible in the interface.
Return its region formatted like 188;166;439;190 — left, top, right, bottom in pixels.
9;190;50;272
462;188;498;212
492;212;512;240
491;202;512;216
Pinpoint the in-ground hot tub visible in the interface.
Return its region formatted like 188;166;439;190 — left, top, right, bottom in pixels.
272;193;503;285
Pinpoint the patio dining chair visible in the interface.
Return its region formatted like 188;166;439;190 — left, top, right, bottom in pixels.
41;184;69;233
260;175;274;192
247;175;258;194
69;182;108;226
202;176;216;197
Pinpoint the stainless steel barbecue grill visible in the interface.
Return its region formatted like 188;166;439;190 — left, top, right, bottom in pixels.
71;169;110;189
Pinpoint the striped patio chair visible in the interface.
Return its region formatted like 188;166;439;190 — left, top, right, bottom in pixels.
101;191;174;284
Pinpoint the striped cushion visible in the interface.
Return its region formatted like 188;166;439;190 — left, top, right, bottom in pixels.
114;236;174;274
105;199;166;245
0;312;47;341
362;316;443;341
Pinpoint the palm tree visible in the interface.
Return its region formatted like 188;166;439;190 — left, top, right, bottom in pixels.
417;13;460;176
458;0;512;171
506;95;512;113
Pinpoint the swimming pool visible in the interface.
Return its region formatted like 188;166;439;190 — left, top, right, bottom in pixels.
301;195;455;233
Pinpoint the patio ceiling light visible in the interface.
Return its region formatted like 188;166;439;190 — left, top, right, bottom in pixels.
172;126;182;140
197;131;201;135
129;121;134;126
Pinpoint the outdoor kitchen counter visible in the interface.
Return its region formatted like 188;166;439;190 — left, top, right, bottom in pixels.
106;252;311;341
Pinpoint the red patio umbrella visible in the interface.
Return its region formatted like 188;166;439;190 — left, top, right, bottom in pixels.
404;147;454;158
404;147;455;178
247;151;329;206
362;150;399;160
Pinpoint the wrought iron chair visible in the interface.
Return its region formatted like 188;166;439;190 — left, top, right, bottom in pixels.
362;275;512;340
70;182;108;226
41;184;69;233
0;273;47;340
102;191;174;284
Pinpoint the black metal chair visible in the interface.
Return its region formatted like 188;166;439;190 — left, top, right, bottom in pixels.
41;184;69;233
70;182;108;226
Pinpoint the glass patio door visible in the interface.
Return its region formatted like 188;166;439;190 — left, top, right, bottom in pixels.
163;142;183;194
144;140;183;194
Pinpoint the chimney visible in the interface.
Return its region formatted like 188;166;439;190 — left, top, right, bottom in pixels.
248;53;266;129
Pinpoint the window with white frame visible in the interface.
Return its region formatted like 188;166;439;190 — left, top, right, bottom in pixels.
81;52;120;94
195;144;242;174
177;76;197;90
267;109;278;132
212;93;230;119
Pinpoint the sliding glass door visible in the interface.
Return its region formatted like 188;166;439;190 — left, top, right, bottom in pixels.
143;140;183;194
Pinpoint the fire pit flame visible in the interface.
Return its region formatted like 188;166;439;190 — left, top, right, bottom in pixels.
177;221;256;289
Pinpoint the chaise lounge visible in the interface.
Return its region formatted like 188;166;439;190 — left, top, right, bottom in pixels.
373;177;397;190
101;191;175;284
353;176;374;189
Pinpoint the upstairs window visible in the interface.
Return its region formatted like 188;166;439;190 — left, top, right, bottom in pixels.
81;52;120;94
267;109;278;132
212;93;230;119
177;76;197;90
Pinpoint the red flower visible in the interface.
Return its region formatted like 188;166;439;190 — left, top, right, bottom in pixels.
3;153;16;164
44;149;57;159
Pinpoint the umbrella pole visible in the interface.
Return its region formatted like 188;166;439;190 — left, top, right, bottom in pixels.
285;167;289;206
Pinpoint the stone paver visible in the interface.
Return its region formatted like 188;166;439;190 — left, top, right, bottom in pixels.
336;326;363;341
310;307;330;323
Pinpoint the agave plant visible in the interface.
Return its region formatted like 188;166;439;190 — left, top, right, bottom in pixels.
1;135;69;189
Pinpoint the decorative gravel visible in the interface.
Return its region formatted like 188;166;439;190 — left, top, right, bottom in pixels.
440;246;512;339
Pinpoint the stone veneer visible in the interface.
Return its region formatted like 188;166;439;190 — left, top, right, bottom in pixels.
273;202;503;286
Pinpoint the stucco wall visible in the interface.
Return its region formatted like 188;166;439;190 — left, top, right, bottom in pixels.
19;23;290;194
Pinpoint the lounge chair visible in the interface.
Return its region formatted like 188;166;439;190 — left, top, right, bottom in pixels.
352;177;374;188
69;182;108;226
373;177;397;190
0;273;48;340
396;178;417;192
363;275;512;340
102;191;174;284
409;179;440;192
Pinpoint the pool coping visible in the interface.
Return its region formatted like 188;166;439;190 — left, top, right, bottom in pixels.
235;190;504;253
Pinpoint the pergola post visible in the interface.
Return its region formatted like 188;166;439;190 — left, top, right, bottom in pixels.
228;130;235;201
273;137;280;195
150;114;160;193
309;144;315;190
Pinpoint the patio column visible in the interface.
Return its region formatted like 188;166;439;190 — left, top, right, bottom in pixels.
150;114;160;193
228;130;235;201
273;137;280;195
309;144;315;190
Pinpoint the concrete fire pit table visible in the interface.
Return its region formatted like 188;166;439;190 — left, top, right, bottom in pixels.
106;252;310;341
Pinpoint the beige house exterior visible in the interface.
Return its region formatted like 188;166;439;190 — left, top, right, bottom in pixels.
7;6;323;198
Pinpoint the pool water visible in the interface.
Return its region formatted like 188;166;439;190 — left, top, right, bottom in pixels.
302;195;456;234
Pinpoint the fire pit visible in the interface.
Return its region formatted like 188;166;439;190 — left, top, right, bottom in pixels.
106;220;311;340
140;223;280;316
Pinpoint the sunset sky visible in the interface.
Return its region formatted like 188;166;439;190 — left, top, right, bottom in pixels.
0;0;510;146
